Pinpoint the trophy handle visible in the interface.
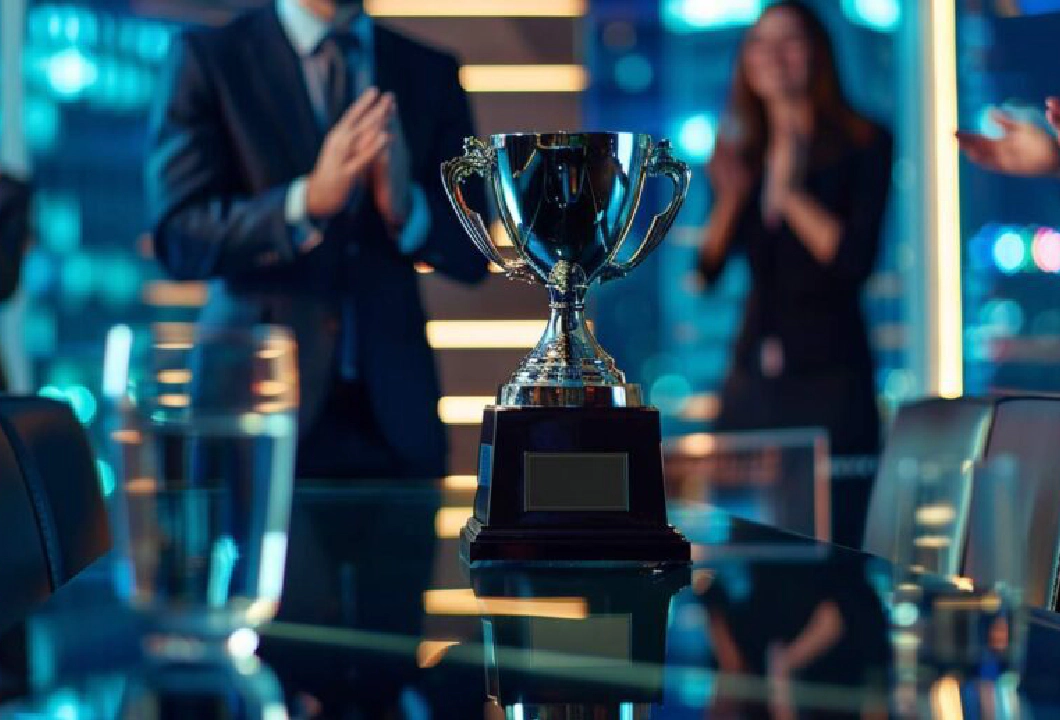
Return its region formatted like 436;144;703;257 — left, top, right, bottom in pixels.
441;137;535;283
603;140;691;281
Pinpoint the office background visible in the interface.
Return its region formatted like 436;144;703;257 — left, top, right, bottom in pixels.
1;0;1059;481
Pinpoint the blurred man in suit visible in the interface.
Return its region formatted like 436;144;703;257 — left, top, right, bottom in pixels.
0;173;31;392
146;0;487;479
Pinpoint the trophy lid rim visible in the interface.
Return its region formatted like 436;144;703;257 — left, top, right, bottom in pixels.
488;131;654;145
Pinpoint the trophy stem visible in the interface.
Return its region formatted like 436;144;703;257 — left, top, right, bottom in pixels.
543;283;603;365
498;275;643;408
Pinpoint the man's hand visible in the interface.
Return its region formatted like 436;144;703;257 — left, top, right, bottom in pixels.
306;87;393;219
957;106;1060;178
371;94;412;232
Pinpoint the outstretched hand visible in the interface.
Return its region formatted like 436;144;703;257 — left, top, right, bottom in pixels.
956;104;1060;178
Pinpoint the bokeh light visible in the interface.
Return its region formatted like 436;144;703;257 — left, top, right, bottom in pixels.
661;0;762;33
36;194;81;255
23;251;56;298
968;224;998;272
649;373;693;415
24;96;61;152
96;254;142;307
45;47;98;99
1032;227;1060;273
23;309;58;358
992;229;1026;274
613;54;653;93
980;299;1024;336
882;368;915;403
975;106;1004;139
841;0;901;32
60;252;94;302
676;113;717;162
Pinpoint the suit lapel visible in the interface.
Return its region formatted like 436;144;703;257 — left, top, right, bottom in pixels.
242;8;322;173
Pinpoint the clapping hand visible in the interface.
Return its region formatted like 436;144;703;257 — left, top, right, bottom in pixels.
957;103;1060;178
306;87;394;220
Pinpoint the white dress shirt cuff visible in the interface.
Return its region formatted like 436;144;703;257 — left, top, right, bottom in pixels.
285;176;323;252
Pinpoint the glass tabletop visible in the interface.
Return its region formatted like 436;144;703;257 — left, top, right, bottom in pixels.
6;480;1060;719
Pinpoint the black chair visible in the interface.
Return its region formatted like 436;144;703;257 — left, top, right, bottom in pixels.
0;422;54;634
862;397;994;572
964;396;1060;610
0;397;111;586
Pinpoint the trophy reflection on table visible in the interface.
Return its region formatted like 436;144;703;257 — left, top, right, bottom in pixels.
471;566;689;719
442;132;692;566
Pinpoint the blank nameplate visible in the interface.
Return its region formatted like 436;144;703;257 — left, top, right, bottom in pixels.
529;615;631;667
524;452;629;512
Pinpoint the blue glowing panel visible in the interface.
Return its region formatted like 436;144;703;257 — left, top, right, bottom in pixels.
1018;0;1060;15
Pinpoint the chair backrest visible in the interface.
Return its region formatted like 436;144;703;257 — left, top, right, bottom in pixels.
0;424;53;633
664;427;830;541
0;397;110;585
965;397;1060;610
863;397;994;570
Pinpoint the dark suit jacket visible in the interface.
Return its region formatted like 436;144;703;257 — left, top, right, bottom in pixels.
698;126;892;377
0;175;31;392
145;8;488;477
696;126;892;457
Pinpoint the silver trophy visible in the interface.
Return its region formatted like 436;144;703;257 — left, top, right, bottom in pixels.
442;132;690;408
442;132;692;566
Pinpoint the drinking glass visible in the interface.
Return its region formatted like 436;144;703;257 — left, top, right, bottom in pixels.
113;323;298;650
890;456;1027;717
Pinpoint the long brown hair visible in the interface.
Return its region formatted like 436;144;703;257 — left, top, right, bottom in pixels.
729;0;873;170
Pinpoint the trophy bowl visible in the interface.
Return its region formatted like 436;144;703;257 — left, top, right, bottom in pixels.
442;132;690;408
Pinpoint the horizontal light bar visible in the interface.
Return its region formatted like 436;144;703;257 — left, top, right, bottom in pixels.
434;506;472;538
437;396;493;425
415;262;507;274
443;474;478;490
366;0;587;17
459;64;588;93
143;281;207;307
915;503;956;527
678;393;719;422
423;588;588;619
670;432;717;456
427;320;543;349
126;478;158;495
111;429;142;445
157;369;191;385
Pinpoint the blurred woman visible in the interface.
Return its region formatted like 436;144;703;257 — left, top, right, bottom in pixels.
696;1;892;542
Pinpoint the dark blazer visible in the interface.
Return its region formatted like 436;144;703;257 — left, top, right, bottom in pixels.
146;8;488;477
697;126;892;461
0;174;31;392
698;127;892;377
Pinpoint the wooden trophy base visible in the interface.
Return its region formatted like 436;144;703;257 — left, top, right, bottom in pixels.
461;405;691;567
